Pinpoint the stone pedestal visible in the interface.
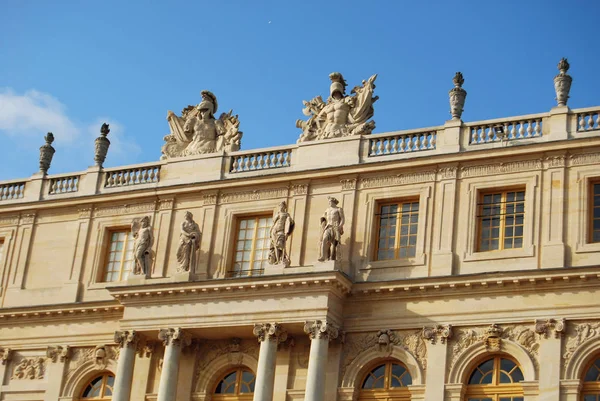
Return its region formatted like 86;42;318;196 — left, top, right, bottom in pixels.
253;323;287;401
157;328;191;401
303;320;339;401
113;331;139;401
171;271;193;282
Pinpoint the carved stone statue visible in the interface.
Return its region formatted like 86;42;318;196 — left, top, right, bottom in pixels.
449;72;467;120
94;123;110;168
318;196;345;261
11;359;28;379
132;216;154;276
176;212;201;273
268;202;295;266
39;132;55;174
161;90;243;159
554;57;572;107
297;72;378;142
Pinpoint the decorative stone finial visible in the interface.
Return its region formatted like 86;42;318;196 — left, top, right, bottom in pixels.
554;57;572;107
449;72;467;120
94;123;111;167
39;132;55;174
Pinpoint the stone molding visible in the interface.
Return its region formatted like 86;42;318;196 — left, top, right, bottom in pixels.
290;183;308;196
157;198;174;210
253;323;288;343
19;213;36;225
422;325;453;344
304;320;340;341
359;170;436;189
569;152;600;166
0;215;20;226
438;166;458;180
219;187;288;204
78;207;93;219
459;159;542;178
340;178;357;190
94;202;156;217
202;193;218;206
158;327;191;348
544;155;567;168
534;318;565;339
46;345;70;363
114;330;140;349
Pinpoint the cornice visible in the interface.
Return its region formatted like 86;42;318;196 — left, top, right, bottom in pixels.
108;270;352;305
0;302;123;324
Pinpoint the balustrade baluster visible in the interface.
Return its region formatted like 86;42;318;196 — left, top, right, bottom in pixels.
526;121;533;138
384;139;391;154
370;140;378;156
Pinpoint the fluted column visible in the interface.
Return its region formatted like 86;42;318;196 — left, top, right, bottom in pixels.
303;320;339;401
157;328;191;401
253;323;287;401
113;331;139;401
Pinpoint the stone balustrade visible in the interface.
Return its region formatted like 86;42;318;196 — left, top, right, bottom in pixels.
48;174;80;195
368;129;437;157
230;148;293;173
104;164;161;188
468;115;545;145
0;181;25;201
577;108;600;132
0;106;597;205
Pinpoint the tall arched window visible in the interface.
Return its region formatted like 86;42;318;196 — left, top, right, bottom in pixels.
213;367;255;400
583;357;600;401
359;361;412;401
465;356;524;401
79;372;114;399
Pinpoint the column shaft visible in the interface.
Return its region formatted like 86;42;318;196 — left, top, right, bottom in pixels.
253;339;278;401
303;320;338;401
157;328;190;401
113;345;136;401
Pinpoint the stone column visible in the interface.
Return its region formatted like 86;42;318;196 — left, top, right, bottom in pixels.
44;346;70;401
253;323;287;401
112;331;139;401
157;328;191;401
303;320;339;401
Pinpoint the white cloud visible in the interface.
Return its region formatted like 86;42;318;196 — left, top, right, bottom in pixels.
0;88;142;174
0;88;80;142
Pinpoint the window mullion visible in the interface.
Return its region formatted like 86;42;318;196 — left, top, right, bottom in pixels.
119;236;127;281
250;218;259;273
500;193;507;251
395;205;401;259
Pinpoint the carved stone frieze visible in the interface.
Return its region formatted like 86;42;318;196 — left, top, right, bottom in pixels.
340;178;357;190
535;318;566;339
564;322;600;363
450;324;539;370
11;356;45;380
158;328;191;348
459;160;542;178
46;345;70;363
19;213;36;225
157;198;174;210
114;330;140;349
339;329;427;384
202;193;218;206
359;170;436;189
438;167;458;180
422;325;453;345
253;323;288;343
219;187;288;204
291;184;308;196
0;215;19;226
78;207;92;219
569;153;600;167
94;202;156;217
544;155;566;168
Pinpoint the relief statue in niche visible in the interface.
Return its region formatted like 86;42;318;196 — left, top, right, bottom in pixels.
132;216;154;276
297;72;378;142
162;90;243;159
11;357;44;380
318;196;345;261
176;212;202;273
268;201;295;266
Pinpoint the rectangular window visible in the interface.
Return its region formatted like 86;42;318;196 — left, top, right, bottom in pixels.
104;230;134;282
232;215;271;277
375;200;419;261
478;189;525;252
591;182;600;243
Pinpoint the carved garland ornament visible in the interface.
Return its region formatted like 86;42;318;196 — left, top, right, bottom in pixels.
564;322;600;364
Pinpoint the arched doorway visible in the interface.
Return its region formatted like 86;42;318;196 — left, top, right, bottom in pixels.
583;356;600;401
79;372;114;400
213;367;256;401
465;356;524;401
358;360;412;400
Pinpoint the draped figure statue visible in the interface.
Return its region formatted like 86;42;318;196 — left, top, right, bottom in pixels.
176;212;202;273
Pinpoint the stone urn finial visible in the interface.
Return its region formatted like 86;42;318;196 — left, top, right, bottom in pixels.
39;132;55;174
94;123;111;168
449;71;467;120
554;57;572;107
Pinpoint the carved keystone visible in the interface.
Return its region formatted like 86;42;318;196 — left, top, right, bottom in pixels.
483;324;503;352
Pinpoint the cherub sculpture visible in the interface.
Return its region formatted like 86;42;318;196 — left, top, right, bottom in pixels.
268;201;295;266
297;72;378;142
161;90;243;159
176;212;202;273
132;216;154;276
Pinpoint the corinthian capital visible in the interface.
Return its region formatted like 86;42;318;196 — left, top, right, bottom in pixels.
253;323;288;343
422;325;453;344
535;318;566;339
304;320;340;341
158;328;192;348
114;330;140;349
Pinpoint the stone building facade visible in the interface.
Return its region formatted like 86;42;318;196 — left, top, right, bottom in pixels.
0;62;599;401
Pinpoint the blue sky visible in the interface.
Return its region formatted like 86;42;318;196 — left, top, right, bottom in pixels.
0;0;598;179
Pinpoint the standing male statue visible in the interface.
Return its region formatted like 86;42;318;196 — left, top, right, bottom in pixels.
132;216;154;276
318;196;345;261
269;201;295;266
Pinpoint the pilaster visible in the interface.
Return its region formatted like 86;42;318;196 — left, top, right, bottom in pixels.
153;198;175;278
65;206;93;302
431;166;458;275
541;155;566;268
273;339;293;401
4;213;36;306
0;348;11;397
339;176;357;277
535;319;565;401
422;325;452;401
130;342;155;401
44;345;70;401
289;183;309;267
198;192;218;279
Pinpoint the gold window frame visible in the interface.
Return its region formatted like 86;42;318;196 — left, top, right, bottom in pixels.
230;214;271;277
374;199;420;261
476;188;526;253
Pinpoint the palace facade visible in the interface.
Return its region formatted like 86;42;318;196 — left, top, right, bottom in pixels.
0;62;599;401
